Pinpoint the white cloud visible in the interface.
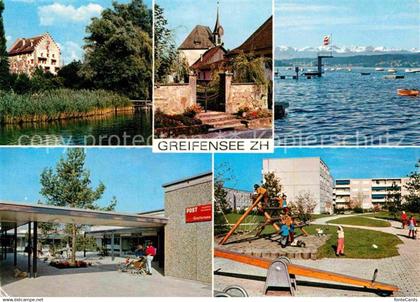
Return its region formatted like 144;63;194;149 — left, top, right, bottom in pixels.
38;3;103;26
6;35;12;41
57;41;83;64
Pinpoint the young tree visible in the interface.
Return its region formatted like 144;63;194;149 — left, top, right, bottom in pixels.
81;0;152;99
262;172;282;200
404;159;420;213
39;148;117;264
0;0;10;90
289;191;317;222
154;4;177;83
386;182;402;216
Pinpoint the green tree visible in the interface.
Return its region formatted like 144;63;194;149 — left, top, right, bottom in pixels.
81;0;152;99
154;4;177;83
386;182;402;216
404;159;420;213
262;172;282;200
0;0;10;90
58;60;90;89
39;148;117;264
232;52;268;85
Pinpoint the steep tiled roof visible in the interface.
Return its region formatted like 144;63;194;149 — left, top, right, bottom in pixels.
8;35;45;56
191;46;227;70
230;16;272;56
179;25;215;50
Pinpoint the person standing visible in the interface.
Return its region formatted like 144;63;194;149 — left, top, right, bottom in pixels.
401;211;408;229
145;242;156;275
408;216;417;239
336;226;345;256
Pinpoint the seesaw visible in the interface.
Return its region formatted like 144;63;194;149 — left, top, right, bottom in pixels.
214;248;398;296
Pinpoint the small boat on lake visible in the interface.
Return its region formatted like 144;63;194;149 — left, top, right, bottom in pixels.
397;89;420;97
361;72;371;75
375;67;384;71
384;75;405;79
405;68;420;73
388;68;397;73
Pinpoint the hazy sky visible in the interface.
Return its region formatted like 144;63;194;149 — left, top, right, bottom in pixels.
0;148;211;213
275;0;420;49
216;148;420;191
3;0;152;64
157;0;272;50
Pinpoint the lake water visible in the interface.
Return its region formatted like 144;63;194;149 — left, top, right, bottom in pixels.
274;67;420;146
0;110;152;146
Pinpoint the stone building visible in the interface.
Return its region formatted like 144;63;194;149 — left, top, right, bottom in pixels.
8;33;61;76
178;5;224;67
163;172;212;284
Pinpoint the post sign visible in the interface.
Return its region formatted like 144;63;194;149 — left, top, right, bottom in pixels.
185;204;212;223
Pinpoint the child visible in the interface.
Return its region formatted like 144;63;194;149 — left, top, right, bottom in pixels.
336;225;345;256
289;219;295;244
281;194;289;214
408;216;417;239
401;211;408;229
280;223;289;248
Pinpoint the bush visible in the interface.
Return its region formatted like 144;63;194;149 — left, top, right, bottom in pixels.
154;109;203;128
404;199;420;213
183;104;202;118
353;207;364;213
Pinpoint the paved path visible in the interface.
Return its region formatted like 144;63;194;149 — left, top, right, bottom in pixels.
215;214;420;297
0;254;211;297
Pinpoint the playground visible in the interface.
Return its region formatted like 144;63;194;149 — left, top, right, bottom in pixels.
214;190;419;297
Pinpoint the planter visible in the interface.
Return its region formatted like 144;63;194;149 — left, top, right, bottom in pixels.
243;117;272;129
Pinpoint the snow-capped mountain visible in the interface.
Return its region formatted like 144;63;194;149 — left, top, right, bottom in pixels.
275;45;420;60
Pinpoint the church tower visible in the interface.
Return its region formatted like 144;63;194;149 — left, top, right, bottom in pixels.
212;1;224;46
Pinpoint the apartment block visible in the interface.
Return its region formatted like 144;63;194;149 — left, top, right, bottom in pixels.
334;178;410;209
262;157;334;214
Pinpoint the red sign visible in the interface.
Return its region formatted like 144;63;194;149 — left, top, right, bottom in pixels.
185;204;212;223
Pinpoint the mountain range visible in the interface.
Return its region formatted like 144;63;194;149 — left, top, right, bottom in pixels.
276;45;420;60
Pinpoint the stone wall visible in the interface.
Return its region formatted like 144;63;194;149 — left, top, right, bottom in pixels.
221;73;268;114
164;173;212;284
154;75;197;115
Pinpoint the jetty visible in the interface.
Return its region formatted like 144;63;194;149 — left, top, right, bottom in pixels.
131;100;152;112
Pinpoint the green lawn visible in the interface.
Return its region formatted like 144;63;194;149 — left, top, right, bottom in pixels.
326;216;391;227
363;211;420;222
303;224;402;259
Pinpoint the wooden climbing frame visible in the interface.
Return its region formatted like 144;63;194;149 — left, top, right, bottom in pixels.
219;193;308;245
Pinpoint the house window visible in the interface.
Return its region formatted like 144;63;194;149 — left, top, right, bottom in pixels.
51;59;56;65
52;54;55;58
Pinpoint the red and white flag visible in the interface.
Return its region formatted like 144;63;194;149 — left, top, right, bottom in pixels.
323;35;330;46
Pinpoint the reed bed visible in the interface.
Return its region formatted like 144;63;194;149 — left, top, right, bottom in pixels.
0;89;131;124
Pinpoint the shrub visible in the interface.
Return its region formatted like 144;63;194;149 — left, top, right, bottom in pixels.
353;207;364;213
183;104;203;118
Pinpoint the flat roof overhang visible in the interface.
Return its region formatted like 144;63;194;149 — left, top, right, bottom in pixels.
0;201;168;232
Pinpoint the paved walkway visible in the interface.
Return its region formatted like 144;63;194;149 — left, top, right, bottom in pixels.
0;254;211;297
214;214;420;297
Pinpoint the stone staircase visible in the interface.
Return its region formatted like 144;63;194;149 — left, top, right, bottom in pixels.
197;111;246;132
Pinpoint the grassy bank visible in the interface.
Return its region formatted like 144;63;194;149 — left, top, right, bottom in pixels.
326;216;391;227
0;89;131;124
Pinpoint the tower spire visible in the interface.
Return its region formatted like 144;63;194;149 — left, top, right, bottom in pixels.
213;0;224;46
